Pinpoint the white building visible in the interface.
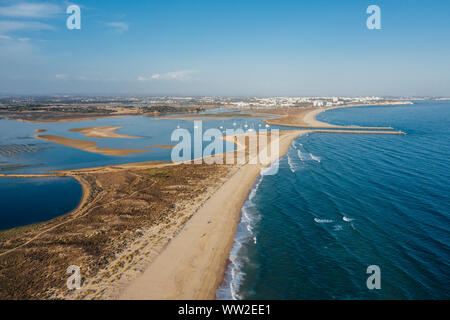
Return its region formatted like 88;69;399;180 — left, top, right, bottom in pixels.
313;100;324;107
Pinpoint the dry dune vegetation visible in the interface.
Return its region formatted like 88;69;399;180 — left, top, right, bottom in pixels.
0;163;232;299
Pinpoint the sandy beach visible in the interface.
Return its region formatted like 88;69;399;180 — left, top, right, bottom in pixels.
119;130;307;299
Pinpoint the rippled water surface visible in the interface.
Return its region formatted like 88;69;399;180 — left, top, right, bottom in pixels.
218;101;450;299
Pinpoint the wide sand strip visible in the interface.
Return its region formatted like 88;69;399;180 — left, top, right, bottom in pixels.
119;130;307;299
36;135;148;156
69;126;138;139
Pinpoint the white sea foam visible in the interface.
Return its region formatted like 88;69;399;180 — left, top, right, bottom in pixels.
314;218;334;223
343;216;354;222
260;159;279;176
310;154;322;163
217;172;265;300
287;149;300;173
297;149;321;163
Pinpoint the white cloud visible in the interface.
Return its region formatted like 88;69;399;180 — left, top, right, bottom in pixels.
106;22;129;34
0;34;35;58
137;71;197;82
151;70;197;81
0;3;62;18
0;20;54;33
54;75;91;81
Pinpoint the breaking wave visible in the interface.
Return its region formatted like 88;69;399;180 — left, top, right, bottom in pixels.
287;142;321;173
217;159;279;300
298;150;321;163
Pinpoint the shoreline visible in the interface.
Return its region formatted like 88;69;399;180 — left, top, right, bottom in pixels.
119;130;308;299
0;104;407;299
0;174;91;258
259;101;412;129
2;108;209;124
118;104;406;299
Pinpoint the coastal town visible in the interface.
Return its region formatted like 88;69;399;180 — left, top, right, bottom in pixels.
0;95;418;120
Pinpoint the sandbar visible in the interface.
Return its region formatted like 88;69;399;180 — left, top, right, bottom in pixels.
36;134;148;156
69;126;138;139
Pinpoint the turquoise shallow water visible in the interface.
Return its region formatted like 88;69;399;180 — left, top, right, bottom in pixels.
218;101;450;299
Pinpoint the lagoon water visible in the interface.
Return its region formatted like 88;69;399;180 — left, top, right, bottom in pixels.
0;111;272;230
0;177;82;231
218;101;450;299
0;113;272;174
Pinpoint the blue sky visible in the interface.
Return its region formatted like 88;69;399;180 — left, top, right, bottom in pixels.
0;0;449;96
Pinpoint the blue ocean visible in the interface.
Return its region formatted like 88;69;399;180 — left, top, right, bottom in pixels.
218;101;450;299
